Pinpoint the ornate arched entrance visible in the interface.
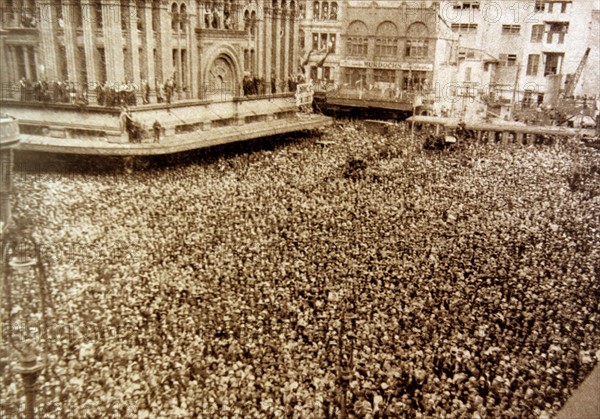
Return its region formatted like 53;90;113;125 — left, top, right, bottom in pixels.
208;56;236;99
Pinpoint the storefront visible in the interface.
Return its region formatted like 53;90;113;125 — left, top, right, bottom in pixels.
340;60;433;91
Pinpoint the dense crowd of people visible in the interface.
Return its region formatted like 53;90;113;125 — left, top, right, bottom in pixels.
2;123;599;418
11;77;178;108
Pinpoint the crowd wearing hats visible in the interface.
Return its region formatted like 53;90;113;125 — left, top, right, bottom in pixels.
11;77;179;108
2;122;599;418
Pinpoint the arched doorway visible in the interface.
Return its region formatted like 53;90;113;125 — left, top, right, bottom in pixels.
207;55;236;100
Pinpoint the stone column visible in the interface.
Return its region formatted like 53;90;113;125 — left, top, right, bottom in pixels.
62;1;79;82
283;8;290;87
9;46;21;98
185;11;194;99
189;2;199;99
127;0;142;103
291;8;299;78
159;0;173;82
144;3;156;101
37;0;58;81
256;6;264;78
264;5;272;88
81;0;98;101
102;0;125;83
0;31;8;99
273;7;281;92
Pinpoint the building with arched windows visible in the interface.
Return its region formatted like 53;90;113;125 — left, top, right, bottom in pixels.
0;0;328;153
299;1;459;115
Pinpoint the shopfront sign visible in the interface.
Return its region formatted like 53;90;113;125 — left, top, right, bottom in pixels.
340;60;433;72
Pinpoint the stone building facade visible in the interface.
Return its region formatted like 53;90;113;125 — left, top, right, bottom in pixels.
337;1;457;94
298;1;459;113
0;0;301;101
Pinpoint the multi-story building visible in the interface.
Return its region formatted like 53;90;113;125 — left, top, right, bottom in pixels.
298;0;342;86
299;0;460;115
0;0;301;99
0;0;333;151
442;0;599;114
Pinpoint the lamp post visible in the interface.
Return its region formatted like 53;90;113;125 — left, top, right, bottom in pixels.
15;345;44;419
1;226;53;419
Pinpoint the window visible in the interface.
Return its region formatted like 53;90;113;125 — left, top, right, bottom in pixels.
465;67;472;82
171;3;178;31
375;21;398;57
451;23;478;33
97;47;106;83
330;2;338;20
502;25;520;35
77;46;86;83
374;69;394;84
329;34;336;53
531;25;544;42
313;1;338;20
546;22;569;44
403;70;428;91
308;32;334;51
347;20;368;56
535;0;544;11
180;3;187;32
405;40;429;58
250;10;256;34
346;68;366;87
299;29;305;49
152;0;160;31
561;2;569;13
58;46;68;79
16;47;27;79
347;37;368;56
453;1;480;9
375;38;397;57
93;0;103;29
321;33;328;50
547;2;553;12
321;2;329;20
499;53;517;66
526;54;540;75
544;52;563;75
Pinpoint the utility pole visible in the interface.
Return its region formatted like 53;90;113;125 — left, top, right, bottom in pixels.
510;64;521;121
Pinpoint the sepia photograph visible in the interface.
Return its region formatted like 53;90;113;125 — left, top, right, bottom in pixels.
0;0;599;417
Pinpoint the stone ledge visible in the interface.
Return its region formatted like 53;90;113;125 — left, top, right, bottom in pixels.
17;114;332;156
